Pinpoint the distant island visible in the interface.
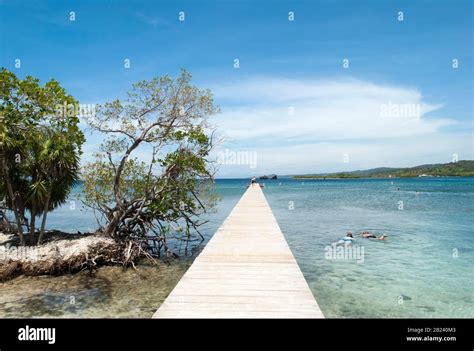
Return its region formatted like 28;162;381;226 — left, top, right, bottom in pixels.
260;174;278;180
293;160;474;179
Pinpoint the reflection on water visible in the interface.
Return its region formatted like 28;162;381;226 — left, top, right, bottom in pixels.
0;261;190;318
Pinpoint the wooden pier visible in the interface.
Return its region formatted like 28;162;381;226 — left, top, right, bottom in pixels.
153;184;324;318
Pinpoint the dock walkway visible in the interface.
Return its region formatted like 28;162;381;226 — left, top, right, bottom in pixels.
153;184;324;318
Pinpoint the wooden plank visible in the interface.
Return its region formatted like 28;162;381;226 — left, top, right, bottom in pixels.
153;184;324;318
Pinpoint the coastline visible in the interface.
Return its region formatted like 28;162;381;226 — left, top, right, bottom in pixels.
0;232;194;318
292;175;474;179
291;160;474;179
0;259;190;318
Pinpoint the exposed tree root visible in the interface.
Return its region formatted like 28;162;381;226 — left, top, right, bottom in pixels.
0;232;141;282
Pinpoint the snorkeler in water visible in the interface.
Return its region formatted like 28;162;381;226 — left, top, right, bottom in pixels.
361;231;377;238
334;232;355;245
360;231;388;240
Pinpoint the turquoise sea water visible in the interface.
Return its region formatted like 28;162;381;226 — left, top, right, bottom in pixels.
32;178;474;317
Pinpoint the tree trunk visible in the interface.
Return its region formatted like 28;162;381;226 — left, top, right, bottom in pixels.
29;209;36;245
2;161;25;245
104;210;122;237
37;186;52;245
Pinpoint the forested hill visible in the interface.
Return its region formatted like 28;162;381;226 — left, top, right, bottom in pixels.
293;160;474;179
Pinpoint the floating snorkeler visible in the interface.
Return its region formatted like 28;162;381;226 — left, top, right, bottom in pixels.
360;231;388;240
333;231;355;246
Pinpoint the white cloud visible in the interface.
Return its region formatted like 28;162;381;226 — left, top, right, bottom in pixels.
212;133;474;177
210;77;449;142
77;77;471;177
207;77;471;177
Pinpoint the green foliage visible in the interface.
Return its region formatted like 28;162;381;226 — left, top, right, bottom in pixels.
0;68;84;245
82;70;219;256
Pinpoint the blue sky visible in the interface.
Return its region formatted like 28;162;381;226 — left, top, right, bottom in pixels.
1;0;473;177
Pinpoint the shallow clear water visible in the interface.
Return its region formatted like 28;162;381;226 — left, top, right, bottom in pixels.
263;177;474;318
0;262;190;318
1;178;473;318
0;181;243;318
